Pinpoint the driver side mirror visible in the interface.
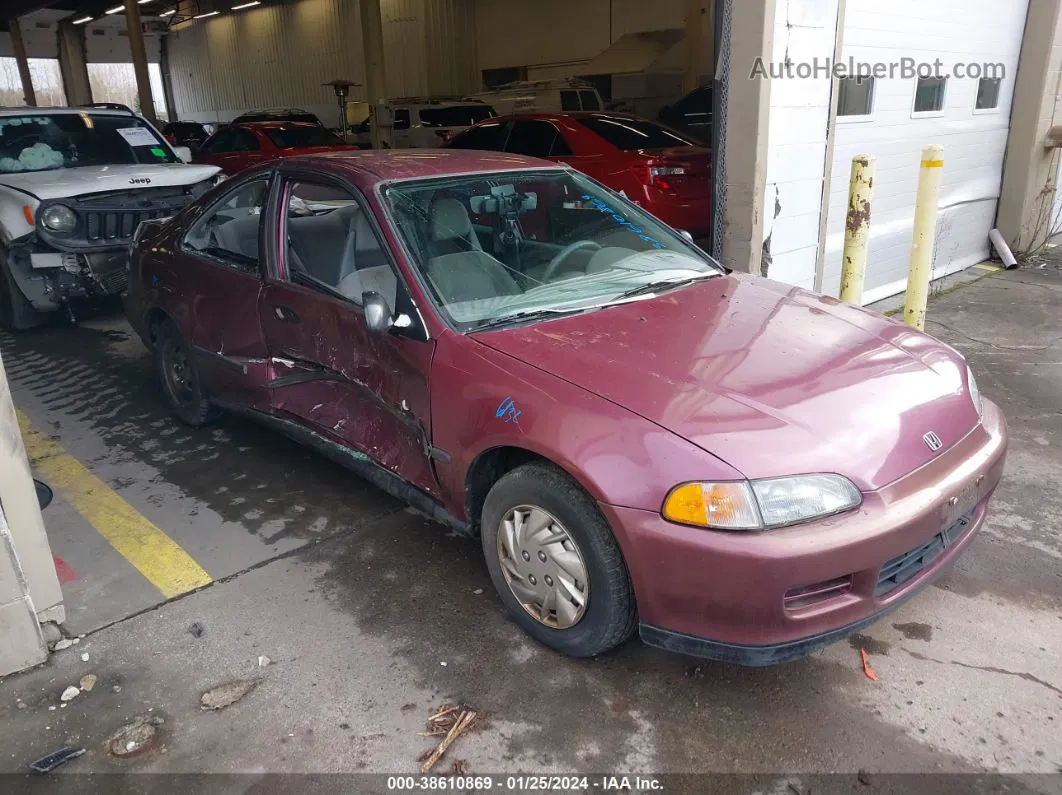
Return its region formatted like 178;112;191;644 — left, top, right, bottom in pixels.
174;146;192;163
363;291;393;333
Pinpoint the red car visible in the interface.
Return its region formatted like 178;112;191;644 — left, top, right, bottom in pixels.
445;111;711;237
124;150;1006;664
193;121;358;175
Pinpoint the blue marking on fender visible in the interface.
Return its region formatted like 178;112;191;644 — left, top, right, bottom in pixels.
496;396;522;425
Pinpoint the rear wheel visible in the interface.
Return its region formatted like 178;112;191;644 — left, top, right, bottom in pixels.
155;319;218;427
481;463;636;657
0;247;46;331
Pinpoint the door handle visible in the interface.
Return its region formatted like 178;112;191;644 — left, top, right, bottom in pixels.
273;304;300;323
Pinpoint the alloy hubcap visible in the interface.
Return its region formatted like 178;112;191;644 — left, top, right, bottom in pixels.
497;505;589;629
166;348;194;405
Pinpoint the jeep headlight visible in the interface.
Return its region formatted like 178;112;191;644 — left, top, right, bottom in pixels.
40;204;77;233
662;474;862;530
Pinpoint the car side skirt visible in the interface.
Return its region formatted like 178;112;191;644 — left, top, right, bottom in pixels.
215;402;472;537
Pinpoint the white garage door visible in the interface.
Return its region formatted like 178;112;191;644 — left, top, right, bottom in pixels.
821;0;1029;304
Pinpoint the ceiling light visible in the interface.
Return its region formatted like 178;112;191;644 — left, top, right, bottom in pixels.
193;10;220;17
138;0;153;4
232;1;260;8
159;8;176;15
73;15;93;24
105;4;124;13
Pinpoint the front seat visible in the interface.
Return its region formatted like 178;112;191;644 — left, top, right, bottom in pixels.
429;198;483;256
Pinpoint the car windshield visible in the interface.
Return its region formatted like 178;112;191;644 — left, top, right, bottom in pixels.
0;113;175;174
578;115;699;150
264;125;343;149
418;105;495;128
383;169;722;330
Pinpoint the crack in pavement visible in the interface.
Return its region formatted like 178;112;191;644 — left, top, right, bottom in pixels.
906;650;1062;697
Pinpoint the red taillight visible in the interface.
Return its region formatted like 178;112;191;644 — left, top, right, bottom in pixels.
635;162;687;191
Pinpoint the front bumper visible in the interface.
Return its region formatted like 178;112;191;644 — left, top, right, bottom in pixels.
600;399;1008;665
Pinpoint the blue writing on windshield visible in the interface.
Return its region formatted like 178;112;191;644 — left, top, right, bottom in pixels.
581;195;666;248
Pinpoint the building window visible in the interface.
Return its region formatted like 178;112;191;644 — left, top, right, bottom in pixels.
975;77;1002;110
914;76;947;113
837;76;874;116
0;57;66;107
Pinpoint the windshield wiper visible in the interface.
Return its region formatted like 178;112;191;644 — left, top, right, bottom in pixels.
613;273;717;301
472;307;589;332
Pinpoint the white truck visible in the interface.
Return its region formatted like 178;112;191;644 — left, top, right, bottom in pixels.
0;106;222;330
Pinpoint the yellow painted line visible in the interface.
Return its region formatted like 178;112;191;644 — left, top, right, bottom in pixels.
974;263;1002;272
18;410;212;599
921;159;945;168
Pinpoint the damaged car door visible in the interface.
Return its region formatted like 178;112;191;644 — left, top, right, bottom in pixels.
259;173;441;497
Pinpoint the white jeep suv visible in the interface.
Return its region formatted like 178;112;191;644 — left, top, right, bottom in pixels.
0;106;221;329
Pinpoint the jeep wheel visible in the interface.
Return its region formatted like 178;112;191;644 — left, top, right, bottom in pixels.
0;247;46;331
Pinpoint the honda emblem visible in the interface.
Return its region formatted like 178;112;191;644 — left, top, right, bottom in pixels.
923;431;943;452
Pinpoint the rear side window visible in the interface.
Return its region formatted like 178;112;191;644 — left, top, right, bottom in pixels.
578;115;697;150
579;91;600;111
560;90;580;111
393;109;411;130
418;105;494;128
263;125;343;149
504;120;570;158
447;121;508;151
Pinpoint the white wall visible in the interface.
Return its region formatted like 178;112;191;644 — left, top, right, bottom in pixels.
167;0;477;125
821;0;1029;302
761;0;841;290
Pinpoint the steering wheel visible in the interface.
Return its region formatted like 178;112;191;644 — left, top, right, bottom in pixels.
542;240;601;281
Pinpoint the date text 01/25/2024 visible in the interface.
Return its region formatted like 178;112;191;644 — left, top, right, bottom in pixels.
386;774;663;791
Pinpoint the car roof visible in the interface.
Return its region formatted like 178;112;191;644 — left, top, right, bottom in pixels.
238;120;322;129
279;149;564;183
482;111;643;123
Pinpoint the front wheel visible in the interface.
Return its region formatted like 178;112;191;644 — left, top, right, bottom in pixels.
155;319;218;427
481;463;636;657
0;249;46;331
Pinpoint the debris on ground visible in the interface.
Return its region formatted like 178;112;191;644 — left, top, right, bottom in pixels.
200;678;259;711
258;656;272;667
80;652;89;662
858;769;872;786
473;589;484;595
60;686;80;702
17;700;27;710
418;704;480;773
52;639;74;651
79;675;97;692
451;759;468;775
29;746;85;774
860;648;879;681
685;665;705;680
188;622;205;638
439;661;447;667
107;715;163;758
112;685;122;694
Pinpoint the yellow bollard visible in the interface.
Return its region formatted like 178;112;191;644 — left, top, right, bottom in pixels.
903;144;944;330
839;155;875;305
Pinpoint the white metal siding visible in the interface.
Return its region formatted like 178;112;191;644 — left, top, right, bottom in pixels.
168;0;477;124
822;0;1029;302
84;26;162;63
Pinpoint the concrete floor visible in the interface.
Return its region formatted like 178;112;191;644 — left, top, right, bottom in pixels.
0;266;1060;790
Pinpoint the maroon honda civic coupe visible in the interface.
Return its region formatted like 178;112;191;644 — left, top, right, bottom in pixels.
124;149;1007;664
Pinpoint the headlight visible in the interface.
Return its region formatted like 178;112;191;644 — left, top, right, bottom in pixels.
967;364;982;419
663;474;861;530
40;204;77;233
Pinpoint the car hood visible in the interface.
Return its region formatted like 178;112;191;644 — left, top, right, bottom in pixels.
0;163;220;201
472;273;979;491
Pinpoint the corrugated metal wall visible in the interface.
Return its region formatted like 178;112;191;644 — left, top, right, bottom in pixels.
167;0;477;123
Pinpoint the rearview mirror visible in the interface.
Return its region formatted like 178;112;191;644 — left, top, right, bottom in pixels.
362;291;393;333
174;146;192;163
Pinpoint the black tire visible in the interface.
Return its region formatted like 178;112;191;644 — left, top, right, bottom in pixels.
0;248;46;331
481;462;637;657
154;319;218;427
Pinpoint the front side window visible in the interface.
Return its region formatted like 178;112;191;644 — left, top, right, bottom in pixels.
0;112;176;174
393;109;411;131
183;178;270;271
447;121;509;151
579;91;600;111
383;169;722;330
283;180;397;307
418;105;495;128
560;90;580;111
228;129;261;152
504;121;570;158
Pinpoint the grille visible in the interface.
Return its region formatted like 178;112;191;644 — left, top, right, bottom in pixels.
876;513;973;597
784;575;853;611
95;266;129;295
84;208;168;243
